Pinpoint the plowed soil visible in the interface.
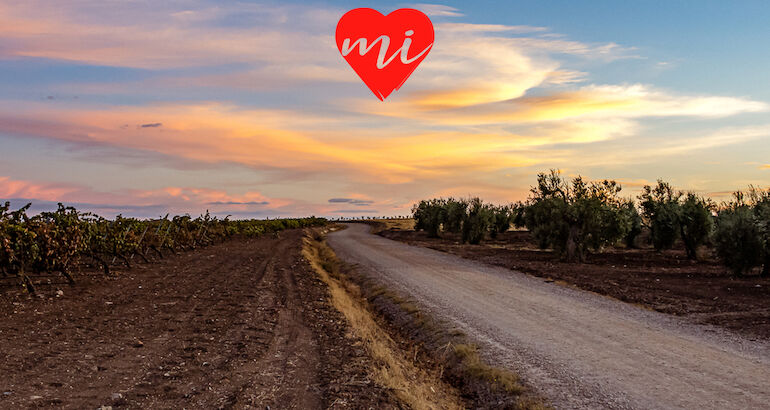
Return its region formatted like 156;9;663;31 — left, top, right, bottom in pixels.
0;229;398;409
379;227;770;340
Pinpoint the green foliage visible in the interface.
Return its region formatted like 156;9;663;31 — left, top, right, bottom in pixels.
714;204;763;275
462;198;492;244
679;193;714;259
0;202;326;291
713;188;770;276
443;198;467;234
489;205;513;239
752;190;770;276
639;180;682;251
409;173;770;273
0;203;38;276
412;198;447;238
511;201;527;229
620;200;642;248
522;170;630;262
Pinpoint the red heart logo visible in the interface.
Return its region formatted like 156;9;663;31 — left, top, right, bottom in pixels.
336;8;434;101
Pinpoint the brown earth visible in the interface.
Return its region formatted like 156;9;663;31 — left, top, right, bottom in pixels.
0;229;398;409
378;227;770;340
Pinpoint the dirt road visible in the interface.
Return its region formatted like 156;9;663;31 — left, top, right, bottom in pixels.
0;230;395;409
328;224;770;409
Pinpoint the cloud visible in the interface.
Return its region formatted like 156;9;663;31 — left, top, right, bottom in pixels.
0;102;544;185
760;164;770;170
328;198;374;205
206;201;269;205
1;1;769;217
530;124;770;169
0;0;633;101
355;84;769;125
436;23;547;34
410;4;464;17
0;176;292;217
0;2;340;69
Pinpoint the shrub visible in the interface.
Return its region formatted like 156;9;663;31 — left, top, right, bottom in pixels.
714;204;763;275
620;200;642;248
443;198;467;234
412;199;446;238
639;181;681;250
462;198;492;245
747;188;770;276
523;170;629;262
489;205;513;239
511;201;527;229
678;193;714;259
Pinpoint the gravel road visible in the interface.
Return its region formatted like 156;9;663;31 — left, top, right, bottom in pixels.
328;224;770;410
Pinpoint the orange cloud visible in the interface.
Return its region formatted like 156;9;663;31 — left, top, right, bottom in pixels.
0;102;544;185
356;84;769;125
761;164;770;170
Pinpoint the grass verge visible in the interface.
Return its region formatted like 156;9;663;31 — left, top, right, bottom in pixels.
303;227;548;410
303;228;464;410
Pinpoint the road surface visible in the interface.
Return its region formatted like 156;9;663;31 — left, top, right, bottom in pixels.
328;224;770;409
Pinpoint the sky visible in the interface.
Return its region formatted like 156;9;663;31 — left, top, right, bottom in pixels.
1;0;769;218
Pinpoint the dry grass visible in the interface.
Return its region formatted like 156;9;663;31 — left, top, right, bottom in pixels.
364;218;415;233
377;218;416;231
302;229;464;410
452;344;522;394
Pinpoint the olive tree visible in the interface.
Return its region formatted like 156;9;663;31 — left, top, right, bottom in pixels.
678;193;714;259
639;181;682;250
462;197;492;244
522;170;630;262
747;188;770;276
754;193;770;277
489;205;513;239
714;202;763;275
412;198;447;238
443;198;467;234
620;199;643;248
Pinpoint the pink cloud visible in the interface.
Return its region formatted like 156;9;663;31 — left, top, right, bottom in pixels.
0;176;300;217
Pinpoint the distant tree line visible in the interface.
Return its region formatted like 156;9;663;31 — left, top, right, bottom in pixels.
412;170;769;276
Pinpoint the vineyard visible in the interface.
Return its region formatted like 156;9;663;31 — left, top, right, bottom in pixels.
413;170;770;276
0;202;325;293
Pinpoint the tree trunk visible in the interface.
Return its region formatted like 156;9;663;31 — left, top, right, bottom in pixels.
680;225;696;260
60;269;75;285
150;245;164;259
92;255;110;276
136;251;150;264
19;266;35;294
565;225;579;262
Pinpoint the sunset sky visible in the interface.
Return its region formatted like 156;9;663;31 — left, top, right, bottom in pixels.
1;0;769;218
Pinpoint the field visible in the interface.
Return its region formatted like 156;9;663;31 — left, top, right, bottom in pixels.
0;230;403;408
376;221;770;340
1;221;526;409
2;195;767;408
3;212;769;409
